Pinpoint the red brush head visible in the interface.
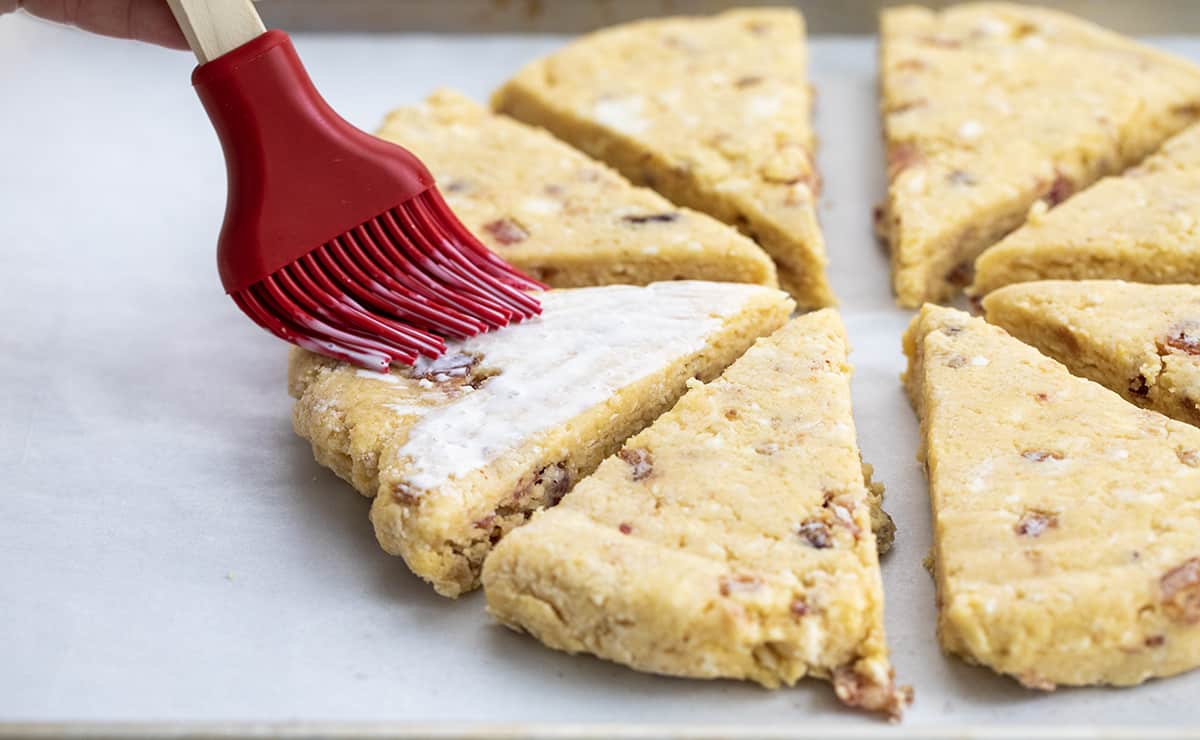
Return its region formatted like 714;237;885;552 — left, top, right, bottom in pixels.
191;31;543;370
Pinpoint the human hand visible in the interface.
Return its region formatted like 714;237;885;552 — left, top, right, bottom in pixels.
1;0;189;49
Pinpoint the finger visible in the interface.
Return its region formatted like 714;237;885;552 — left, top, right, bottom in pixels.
19;0;190;49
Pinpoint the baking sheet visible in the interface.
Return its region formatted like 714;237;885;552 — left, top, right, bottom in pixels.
2;13;1199;735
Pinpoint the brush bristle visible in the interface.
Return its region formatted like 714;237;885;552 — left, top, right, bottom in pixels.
231;187;544;370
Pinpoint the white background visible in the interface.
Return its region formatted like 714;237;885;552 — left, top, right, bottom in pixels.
1;13;1197;733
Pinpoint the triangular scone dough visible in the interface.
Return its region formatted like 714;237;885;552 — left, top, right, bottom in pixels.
879;3;1200;307
983;280;1200;427
972;126;1200;295
903;305;1200;689
289;282;793;597
377;90;777;289
492;9;833;309
483;311;910;719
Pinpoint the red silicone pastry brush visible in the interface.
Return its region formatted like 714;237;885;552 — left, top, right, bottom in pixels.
164;0;544;371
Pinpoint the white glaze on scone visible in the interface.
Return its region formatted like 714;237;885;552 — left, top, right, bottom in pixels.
289;282;794;596
394;282;777;491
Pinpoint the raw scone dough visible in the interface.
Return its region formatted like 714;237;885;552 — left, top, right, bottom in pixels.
983;280;1200;427
377;90;777;289
289;282;793;597
972;125;1200;295
879;3;1200;307
492;8;833;308
903;304;1200;689
483;311;909;719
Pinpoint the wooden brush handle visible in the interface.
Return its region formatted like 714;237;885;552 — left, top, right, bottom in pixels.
165;0;267;64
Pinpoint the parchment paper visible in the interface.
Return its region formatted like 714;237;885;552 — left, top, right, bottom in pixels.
1;14;1197;735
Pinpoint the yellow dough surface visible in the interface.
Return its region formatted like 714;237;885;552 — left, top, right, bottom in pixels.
984;280;1200;428
288;282;792;597
492;8;833;308
903;305;1200;689
377;90;777;289
484;311;909;719
880;3;1200;307
972;125;1200;295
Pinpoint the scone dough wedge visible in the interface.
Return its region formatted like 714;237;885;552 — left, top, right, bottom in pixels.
483;311;910;719
903;305;1200;689
984;280;1200;428
972;126;1200;296
492;8;833;309
289;282;793;597
377;90;777;289
880;3;1200;307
